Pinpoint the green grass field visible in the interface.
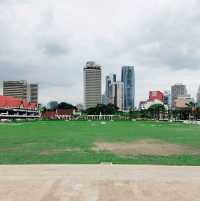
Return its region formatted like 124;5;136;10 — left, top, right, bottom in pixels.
0;120;200;165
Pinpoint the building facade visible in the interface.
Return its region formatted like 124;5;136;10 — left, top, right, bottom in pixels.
105;74;116;104
171;84;188;109
42;108;75;120
174;96;194;108
3;80;38;103
101;94;109;105
28;83;38;103
83;61;102;109
121;66;135;111
111;81;124;111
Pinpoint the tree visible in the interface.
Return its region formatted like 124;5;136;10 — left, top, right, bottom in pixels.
85;104;119;115
129;108;141;119
196;106;200;120
186;102;196;120
58;102;76;109
148;104;165;120
47;101;58;111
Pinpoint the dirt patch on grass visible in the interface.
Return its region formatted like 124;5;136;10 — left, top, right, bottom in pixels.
93;139;198;156
40;148;82;156
0;145;23;152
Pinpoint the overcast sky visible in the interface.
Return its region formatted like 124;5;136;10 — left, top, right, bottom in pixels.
0;0;200;105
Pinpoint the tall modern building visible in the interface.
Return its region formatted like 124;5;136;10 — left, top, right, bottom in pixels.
171;83;188;109
83;61;102;109
163;90;171;107
111;81;124;111
105;73;116;104
197;86;200;105
121;66;135;111
3;80;38;103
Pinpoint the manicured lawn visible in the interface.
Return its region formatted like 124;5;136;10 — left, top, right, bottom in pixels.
0;120;200;165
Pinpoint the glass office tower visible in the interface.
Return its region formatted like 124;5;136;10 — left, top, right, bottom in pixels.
121;66;135;111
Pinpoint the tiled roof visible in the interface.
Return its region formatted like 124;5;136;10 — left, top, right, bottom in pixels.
0;96;37;110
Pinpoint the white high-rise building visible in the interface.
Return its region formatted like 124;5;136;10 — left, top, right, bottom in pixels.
111;81;124;111
3;80;38;103
83;61;102;109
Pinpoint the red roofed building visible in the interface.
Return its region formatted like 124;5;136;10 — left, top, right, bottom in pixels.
149;91;164;103
0;95;39;120
0;96;21;108
41;108;75;120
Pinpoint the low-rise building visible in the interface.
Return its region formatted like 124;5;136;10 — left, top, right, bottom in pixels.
0;95;39;120
174;96;194;109
149;91;164;102
42;108;75;120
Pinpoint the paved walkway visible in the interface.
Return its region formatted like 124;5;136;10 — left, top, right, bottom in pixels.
0;165;200;201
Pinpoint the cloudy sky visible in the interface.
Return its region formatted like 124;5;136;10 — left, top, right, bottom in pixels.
0;0;200;105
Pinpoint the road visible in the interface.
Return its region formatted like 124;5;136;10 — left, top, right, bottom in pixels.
0;165;200;201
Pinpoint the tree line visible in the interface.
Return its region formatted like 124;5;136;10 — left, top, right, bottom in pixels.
42;101;76;111
84;102;200;120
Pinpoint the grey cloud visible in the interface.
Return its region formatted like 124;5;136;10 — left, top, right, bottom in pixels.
42;42;68;57
92;0;200;71
39;80;76;89
0;61;35;80
0;0;200;105
124;1;200;70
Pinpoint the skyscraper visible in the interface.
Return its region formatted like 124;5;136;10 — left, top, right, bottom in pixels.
121;66;135;111
3;80;38;103
163;90;171;107
171;83;188;109
105;73;116;104
111;81;124;111
197;86;200;105
83;61;102;109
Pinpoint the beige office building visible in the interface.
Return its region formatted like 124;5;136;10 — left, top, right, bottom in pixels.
111;81;124;111
3;80;38;103
174;96;194;108
171;83;187;109
84;61;102;109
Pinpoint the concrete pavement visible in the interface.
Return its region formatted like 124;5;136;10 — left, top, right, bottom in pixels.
0;165;200;201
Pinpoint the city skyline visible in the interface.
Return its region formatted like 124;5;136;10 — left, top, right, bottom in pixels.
1;66;200;107
0;0;200;105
